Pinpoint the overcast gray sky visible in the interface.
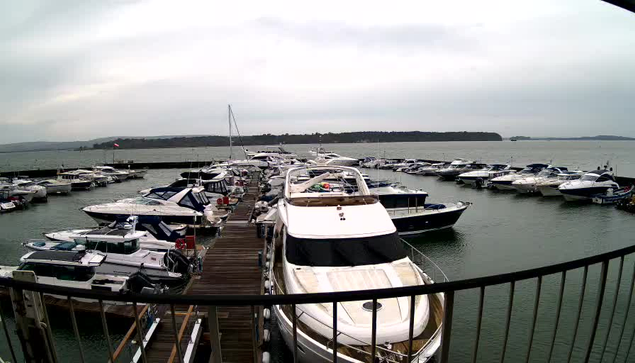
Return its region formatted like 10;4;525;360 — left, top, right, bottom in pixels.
1;0;634;143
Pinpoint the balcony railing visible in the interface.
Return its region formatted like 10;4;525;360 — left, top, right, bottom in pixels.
1;241;635;362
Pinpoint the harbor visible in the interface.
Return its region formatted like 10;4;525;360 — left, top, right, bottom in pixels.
0;143;634;362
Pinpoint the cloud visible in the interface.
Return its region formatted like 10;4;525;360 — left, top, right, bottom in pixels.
0;0;634;143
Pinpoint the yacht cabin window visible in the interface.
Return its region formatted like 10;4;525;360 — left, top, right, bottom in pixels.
19;263;95;281
285;232;406;267
596;174;614;182
85;240;139;254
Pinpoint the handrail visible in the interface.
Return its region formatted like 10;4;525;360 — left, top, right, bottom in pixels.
2;242;635;306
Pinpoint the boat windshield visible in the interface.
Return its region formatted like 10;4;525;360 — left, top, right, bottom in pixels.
85;239;139;254
130;197;162;205
581;174;599;182
285;232;406;267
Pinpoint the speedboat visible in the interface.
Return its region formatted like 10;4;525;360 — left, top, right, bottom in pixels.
559;169;619;202
0;183;36;204
270;165;444;362
82;187;227;228
12;179;47;202
246;145;297;159
536;172;584;197
0;249;164;297
436;160;486;181
36;179;72;194
75;169;109;186
42;216;187;245
310;152;359;166
457;164;511;187
488;163;549;191
511;166;570;194
392;159;419;171
415;162;446;176
93;166;130;182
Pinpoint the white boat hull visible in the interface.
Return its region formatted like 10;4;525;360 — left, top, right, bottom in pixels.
538;185;562;197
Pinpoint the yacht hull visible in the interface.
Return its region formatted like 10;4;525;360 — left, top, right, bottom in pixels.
538;185;562;197
45;184;72;194
560;187;612;202
83;210;211;228
389;203;468;236
488;180;516;191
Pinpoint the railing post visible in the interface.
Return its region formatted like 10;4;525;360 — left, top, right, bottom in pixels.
525;276;542;363
292;304;298;363
472;286;485;363
548;271;567;363
440;290;455;363
584;260;609;362
599;257;624;362
567;266;589;363
611;261;635;363
371;298;378;361
500;281;516;363
332;301;338;362
208;306;222;363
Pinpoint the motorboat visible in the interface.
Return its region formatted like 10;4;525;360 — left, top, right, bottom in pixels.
93;166;130;182
0;183;36;204
488;163;549;191
127;168;148;179
58;171;95;190
559;169;619;202
180;166;227;180
392;159;419;171
310;152;359;167
457;164;511;187
75;169;109;186
592;186;634;205
36;179;72;195
415;162;446;176
511;166;571;194
405;162;432;174
370;183;470;235
536;172;584;197
11;179;48;202
82;186;227;228
0;249;163;297
246;145;297;159
24;232;191;285
270;165;444;362
436;160;486;181
42;216;187;245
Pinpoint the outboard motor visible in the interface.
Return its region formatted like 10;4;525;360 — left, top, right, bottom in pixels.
165;249;192;275
127;271;159;293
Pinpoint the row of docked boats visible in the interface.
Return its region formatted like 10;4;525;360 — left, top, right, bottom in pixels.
0;164;253;302
374;158;631;203
0;165;147;214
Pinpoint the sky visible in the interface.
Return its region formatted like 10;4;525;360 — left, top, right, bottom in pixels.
1;0;635;143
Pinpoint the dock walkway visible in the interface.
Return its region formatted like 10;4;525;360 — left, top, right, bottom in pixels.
142;175;264;363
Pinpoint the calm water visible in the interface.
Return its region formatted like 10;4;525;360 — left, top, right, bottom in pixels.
0;142;634;362
2;140;635;176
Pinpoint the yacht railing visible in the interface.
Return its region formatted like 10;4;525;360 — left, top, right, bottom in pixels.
2;242;635;362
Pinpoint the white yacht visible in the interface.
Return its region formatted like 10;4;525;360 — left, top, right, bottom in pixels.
536;172;584;197
415;163;446;176
12;179;47;202
488;163;549;191
511;166;571;194
457;164;511;187
82;187;226;228
270;166;444;362
558;169;619;201
93;166;130;182
58;171;95;190
246;145;297;159
0;250;162;297
75;169;110;186
36;179;72;194
310;153;359;167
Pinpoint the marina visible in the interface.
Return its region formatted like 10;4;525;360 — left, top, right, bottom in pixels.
0;141;634;362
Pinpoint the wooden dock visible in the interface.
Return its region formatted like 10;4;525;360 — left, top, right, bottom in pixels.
134;175;265;363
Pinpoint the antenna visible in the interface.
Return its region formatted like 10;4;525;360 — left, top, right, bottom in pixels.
228;104;233;160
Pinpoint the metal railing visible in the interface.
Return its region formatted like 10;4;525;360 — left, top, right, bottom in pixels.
1;242;635;362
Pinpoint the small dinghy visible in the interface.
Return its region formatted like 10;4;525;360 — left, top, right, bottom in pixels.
592;185;634;205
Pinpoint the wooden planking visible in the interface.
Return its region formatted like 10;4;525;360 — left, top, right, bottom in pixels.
186;177;264;363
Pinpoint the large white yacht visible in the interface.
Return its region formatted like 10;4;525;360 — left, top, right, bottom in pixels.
536;172;583;197
270;166;444;362
457;164;511;187
558;169;619;201
488;163;549;191
93;166;131;182
82;187;226;228
511;166;572;194
310;152;359;167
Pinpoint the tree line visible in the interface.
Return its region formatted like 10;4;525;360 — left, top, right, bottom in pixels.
92;131;502;149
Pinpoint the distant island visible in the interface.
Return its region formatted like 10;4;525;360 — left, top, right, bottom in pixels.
91;131;503;150
507;135;635;141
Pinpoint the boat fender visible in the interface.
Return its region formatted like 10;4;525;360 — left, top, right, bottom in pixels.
265;261;270;269
262;352;271;363
263;329;271;342
264;280;271;291
263;308;271;320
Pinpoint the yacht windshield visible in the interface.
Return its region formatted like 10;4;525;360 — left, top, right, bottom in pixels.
581;174;599;182
285;232;406;267
130;197;162;205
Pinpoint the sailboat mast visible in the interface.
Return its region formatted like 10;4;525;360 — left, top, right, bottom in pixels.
228;104;233;160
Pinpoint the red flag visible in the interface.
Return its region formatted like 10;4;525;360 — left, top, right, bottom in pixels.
113;143;120;148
